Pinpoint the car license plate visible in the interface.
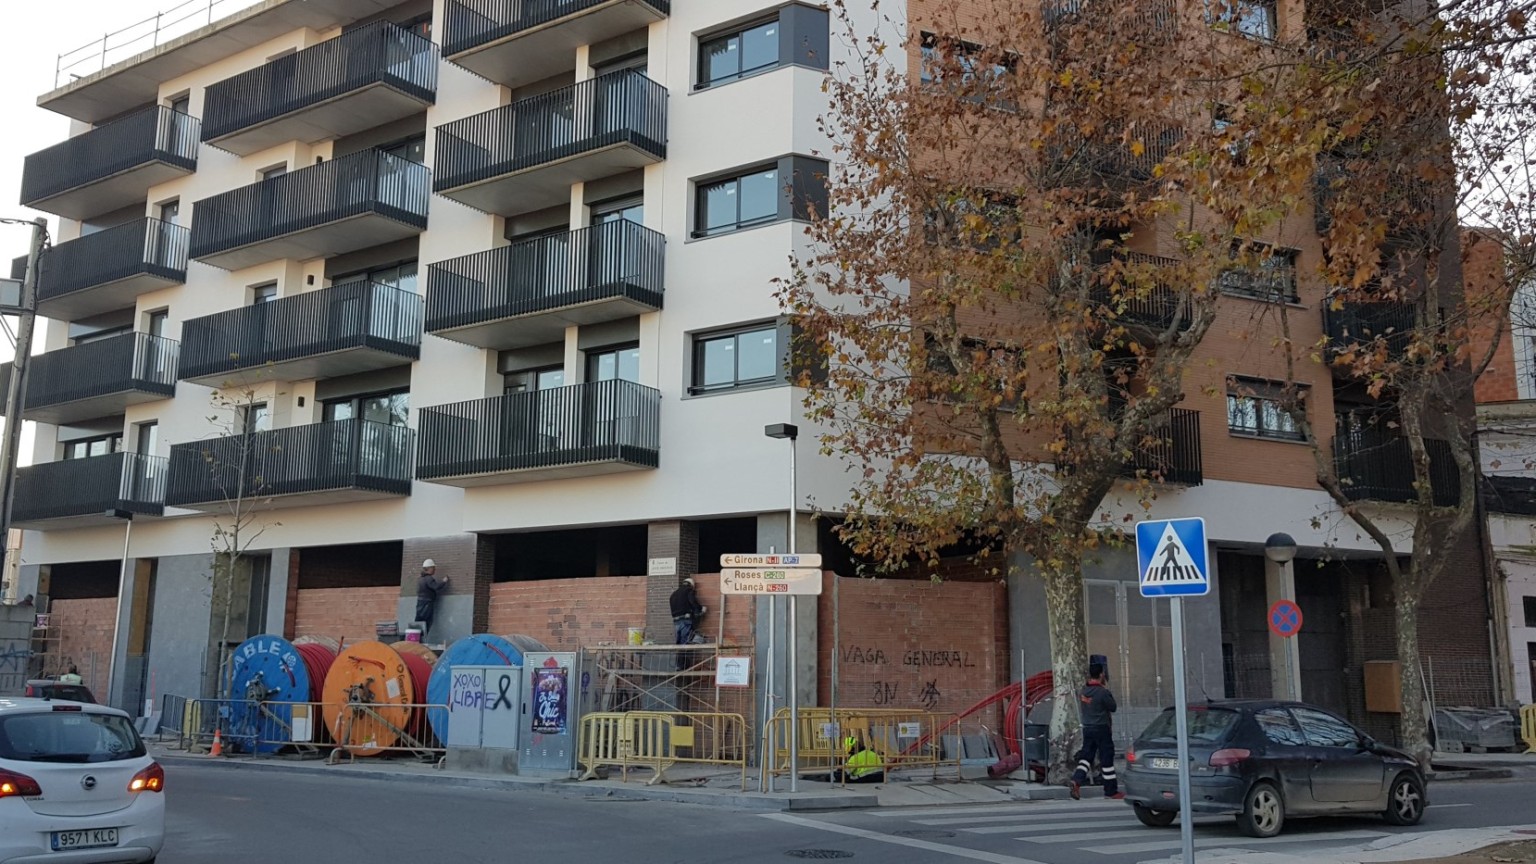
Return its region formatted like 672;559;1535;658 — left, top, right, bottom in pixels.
1152;757;1179;769
51;828;118;851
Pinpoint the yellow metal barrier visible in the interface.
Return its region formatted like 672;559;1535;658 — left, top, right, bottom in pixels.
578;711;748;788
1521;704;1535;754
766;707;961;782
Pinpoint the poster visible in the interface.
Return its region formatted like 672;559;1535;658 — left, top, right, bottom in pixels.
531;666;569;735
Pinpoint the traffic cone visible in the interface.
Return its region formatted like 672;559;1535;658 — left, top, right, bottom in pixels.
209;729;223;758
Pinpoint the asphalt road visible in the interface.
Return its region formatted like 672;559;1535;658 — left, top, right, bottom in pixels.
157;764;1535;864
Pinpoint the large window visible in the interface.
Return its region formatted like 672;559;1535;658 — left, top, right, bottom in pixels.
919;32;1013;87
691;324;781;394
1227;377;1305;441
323;388;409;427
1206;0;1277;39
587;344;641;383
699;19;779;87
62;433;123;461
696;167;780;237
1219;243;1298;303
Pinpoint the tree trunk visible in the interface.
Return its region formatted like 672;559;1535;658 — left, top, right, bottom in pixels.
1396;591;1432;767
1042;565;1089;784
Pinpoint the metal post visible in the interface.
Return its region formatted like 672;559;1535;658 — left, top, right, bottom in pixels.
787;434;799;792
1171;598;1195;864
107;515;133;711
763;556;775;793
0;219;47;564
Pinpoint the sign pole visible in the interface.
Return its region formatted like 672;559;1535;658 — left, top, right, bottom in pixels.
787;435;799;793
1171;597;1194;864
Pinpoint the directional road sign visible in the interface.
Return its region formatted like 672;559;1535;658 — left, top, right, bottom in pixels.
720;567;823;595
1268;599;1303;638
1135;517;1210;598
720;553;822;568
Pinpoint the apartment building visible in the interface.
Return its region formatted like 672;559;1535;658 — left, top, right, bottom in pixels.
5;0;1499;741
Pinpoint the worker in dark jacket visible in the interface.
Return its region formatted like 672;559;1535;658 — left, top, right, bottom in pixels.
1069;662;1121;800
669;577;706;644
414;559;448;638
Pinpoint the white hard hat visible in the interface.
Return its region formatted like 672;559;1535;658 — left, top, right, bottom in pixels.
422;559;436;569
683;577;695;586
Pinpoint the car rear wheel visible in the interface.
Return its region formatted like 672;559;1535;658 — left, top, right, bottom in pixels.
1134;803;1178;827
1236;781;1285;838
1383;773;1425;826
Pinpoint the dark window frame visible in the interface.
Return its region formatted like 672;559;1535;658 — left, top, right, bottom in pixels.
1226;376;1307;442
691;155;829;239
918;31;1017;89
689;322;786;396
694;164;781;237
1219;242;1300;303
321;386;411;427
585;342;642;383
1523;595;1536;628
697;17;781;88
62;433;124;461
1205;0;1278;40
693;5;829;92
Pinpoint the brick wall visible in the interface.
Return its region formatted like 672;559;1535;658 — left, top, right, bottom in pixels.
1468;229;1520;404
689;573;754;646
401;535;479;600
817;574;1009;727
292;587;400;647
646;521;699;638
488;577;648;649
48;597;117;700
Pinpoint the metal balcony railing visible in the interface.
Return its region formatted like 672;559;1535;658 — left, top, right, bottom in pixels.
165;418;415;507
20;106;199;210
201;20;438;144
1043;123;1183;186
189;148;429;261
434;69;667;193
1322;301;1417;355
1333;427;1459;506
36;218;188;307
1123;407;1204;486
1043;0;1177;40
426;220;664;333
1084;250;1191;332
177;281;423;382
416;379;660;481
13;452;168;523
27;331;178;409
443;0;671;56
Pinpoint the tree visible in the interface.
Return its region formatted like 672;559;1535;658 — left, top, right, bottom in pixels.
784;0;1332;779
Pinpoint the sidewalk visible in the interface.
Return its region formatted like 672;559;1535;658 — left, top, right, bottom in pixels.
1191;825;1536;864
1428;750;1536;782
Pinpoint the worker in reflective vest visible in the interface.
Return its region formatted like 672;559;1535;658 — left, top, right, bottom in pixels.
835;736;885;784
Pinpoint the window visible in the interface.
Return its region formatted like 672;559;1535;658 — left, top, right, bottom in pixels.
1291;707;1360;749
240;402;270;434
504;366;565;396
323;389;409;427
0;711;146;764
335;260;418;293
700;20;778;86
586;344;641;383
1139;707;1240;744
919;33;1013;88
158;199;181;225
168;94;190;116
691;325;782;394
1254;708;1307;747
135;422;159;456
1524;595;1536;628
72;325;131;346
63;434;123;460
260;164;288;181
1219;244;1298;303
379;135;426;165
1227;378;1305;441
697;166;779;236
251;283;277;305
1206;0;1277;40
398;12;430;38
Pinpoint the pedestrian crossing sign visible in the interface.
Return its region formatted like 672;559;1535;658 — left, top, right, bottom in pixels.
1135;517;1209;597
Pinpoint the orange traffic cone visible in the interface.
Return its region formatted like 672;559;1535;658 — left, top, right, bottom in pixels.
209;729;223;758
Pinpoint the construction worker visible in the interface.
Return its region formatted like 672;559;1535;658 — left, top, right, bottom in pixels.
1069;662;1122;800
415;559;448;638
58;665;82;685
669;577;706;644
834;735;885;784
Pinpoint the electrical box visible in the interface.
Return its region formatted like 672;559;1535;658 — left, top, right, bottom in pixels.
1364;660;1402;713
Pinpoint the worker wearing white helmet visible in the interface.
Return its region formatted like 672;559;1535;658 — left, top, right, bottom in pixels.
415;558;448;638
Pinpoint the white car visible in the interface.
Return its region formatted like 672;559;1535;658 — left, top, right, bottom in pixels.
0;698;165;863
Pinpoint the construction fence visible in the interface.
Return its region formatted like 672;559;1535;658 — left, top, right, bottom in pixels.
157;695;446;762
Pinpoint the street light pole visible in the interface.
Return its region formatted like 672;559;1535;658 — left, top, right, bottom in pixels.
765;422;800;793
0;218;48;565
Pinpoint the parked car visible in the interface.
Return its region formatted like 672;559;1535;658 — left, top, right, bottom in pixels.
0;698;165;863
1122;699;1426;838
23;681;97;704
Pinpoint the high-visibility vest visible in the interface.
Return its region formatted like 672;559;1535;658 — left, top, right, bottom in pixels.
847;748;884;779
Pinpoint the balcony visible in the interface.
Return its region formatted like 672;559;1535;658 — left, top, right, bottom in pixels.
444;0;670;89
1333;427;1459;506
1122;407;1204;486
1322;300;1416;362
165;418;414;510
1043;123;1183;188
0;333;178;426
189;148;429;270
427;221;664;349
1043;0;1177;44
1074;250;1190;333
12;453;167;529
416;379;660;486
177;281;422;387
34;218;188;321
434;70;667;216
20;106;199;220
202;21;438;156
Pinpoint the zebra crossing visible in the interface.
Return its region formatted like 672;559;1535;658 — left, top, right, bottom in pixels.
860;798;1397;858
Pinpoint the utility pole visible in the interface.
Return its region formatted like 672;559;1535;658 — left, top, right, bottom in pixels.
0;218;48;564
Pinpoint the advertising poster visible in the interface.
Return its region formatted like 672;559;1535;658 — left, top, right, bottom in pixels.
531;666;569;735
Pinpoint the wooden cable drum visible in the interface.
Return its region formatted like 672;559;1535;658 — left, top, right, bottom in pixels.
225;635;314;755
390;641;439;667
322;640;416;757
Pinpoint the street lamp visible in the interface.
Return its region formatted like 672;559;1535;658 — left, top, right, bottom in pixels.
105;509;134;713
764;422;800;792
1263;532;1301;701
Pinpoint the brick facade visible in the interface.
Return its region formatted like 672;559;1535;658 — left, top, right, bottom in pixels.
47;597;117;699
645;521;699;638
401;535;479;599
487;576;647;649
816;574;1009;726
292;586;400;647
1469;229;1520;404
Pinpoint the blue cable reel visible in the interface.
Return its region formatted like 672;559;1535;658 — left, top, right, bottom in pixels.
425;634;548;744
226;635;315;755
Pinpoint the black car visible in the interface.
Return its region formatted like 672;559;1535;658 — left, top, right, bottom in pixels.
23;678;98;703
1122;700;1426;838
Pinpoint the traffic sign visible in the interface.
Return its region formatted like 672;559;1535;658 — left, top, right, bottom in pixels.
1135;517;1209;597
1268;599;1303;638
721;567;823;595
720;553;822;568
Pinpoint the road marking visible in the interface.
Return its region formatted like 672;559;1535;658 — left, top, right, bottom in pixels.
917;805;1124;825
1016;829;1158;844
762;813;1051;864
958;816;1228;834
879;801;1123;818
1083;829;1388;854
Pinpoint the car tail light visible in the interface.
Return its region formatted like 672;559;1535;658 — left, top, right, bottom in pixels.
0;769;43;798
1126;749;1137;764
23;685;36;697
129;763;165;793
1209;748;1251;767
51;704;82;712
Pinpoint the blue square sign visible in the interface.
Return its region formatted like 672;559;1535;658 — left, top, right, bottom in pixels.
1135;517;1209;597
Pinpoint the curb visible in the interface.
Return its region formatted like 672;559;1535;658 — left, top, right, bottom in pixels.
1427;768;1515;782
154;753;879;812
